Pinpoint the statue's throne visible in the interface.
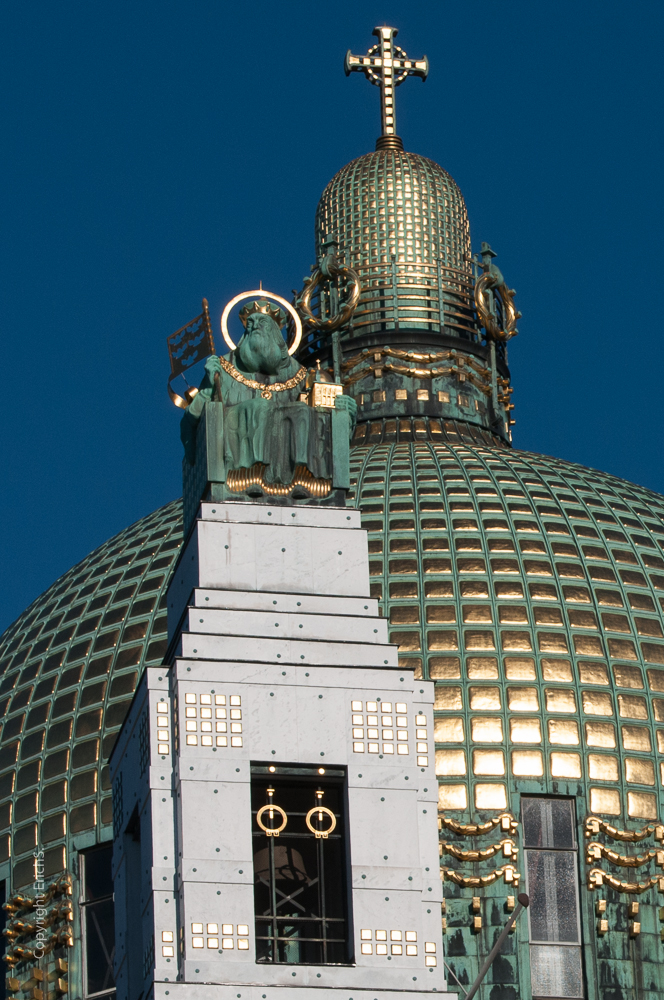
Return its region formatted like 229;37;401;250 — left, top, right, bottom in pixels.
182;400;351;535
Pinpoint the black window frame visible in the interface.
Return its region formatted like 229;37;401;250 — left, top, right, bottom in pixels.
251;762;353;967
79;844;116;999
521;795;584;1000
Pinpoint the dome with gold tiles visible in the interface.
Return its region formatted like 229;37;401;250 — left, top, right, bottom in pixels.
349;439;664;823
348;436;664;999
0;500;182;892
3;24;664;1000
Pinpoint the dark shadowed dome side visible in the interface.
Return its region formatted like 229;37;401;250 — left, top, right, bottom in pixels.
0;499;182;887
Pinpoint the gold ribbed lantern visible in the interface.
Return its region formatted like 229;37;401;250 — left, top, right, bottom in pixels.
315;150;476;338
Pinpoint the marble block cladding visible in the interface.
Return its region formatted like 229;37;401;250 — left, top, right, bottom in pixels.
110;502;449;998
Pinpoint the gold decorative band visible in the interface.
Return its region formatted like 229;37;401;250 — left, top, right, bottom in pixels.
586;842;663;869
588;867;664;895
439;812;518;838
585;816;664;843
442;864;520;888
441;839;518;864
227;463;331;498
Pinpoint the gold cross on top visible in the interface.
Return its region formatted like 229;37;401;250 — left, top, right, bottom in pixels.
345;26;428;145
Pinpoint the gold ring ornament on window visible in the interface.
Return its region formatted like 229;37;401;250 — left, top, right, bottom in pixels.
474;272;521;342
256;791;288;838
297;262;361;334
305;801;337;839
221;289;303;355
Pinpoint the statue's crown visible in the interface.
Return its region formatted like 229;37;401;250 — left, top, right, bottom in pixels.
239;299;287;329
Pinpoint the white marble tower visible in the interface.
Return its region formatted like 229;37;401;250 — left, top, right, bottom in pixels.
110;501;447;999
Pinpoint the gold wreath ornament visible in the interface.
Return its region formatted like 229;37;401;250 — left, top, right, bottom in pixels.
221;289;303;355
256;804;288;838
305;806;337;839
298;265;361;334
474;272;521;342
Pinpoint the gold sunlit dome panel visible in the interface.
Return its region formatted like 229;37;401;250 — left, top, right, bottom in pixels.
349;437;664;826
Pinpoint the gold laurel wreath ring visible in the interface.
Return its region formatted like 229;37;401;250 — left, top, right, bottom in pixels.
298;266;361;334
474;273;520;342
256;804;288;836
305;806;337;838
221;289;303;356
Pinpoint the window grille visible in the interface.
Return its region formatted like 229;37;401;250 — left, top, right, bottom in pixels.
251;764;351;965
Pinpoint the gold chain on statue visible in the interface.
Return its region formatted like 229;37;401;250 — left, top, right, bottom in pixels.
219;356;307;399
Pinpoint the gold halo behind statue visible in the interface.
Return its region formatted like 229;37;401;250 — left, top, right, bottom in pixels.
221;288;303;355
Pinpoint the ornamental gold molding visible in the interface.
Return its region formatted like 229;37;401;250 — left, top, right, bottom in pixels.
588;867;664;895
3;875;74;968
439;812;518;838
584;814;664;903
226;462;332;499
584;816;664;843
442;864;520;889
341;346;490;374
340;345;513;406
586;842;664;869
441;838;518;863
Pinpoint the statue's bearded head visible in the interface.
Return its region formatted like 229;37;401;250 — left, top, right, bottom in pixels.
236;312;288;375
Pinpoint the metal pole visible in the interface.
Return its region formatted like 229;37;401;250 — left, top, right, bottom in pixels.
442;959;468;996
489;340;499;415
437;257;444;331
462;893;529;1000
331;330;342;383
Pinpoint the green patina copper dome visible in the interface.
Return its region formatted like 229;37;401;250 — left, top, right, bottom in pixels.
349;438;664;823
3;439;664;996
3;445;664;887
3;32;664;996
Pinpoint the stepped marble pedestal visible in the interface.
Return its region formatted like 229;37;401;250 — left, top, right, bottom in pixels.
111;502;448;999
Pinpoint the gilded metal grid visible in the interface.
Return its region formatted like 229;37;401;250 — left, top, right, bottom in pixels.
0;499;182;888
315;151;474;335
349;441;664;826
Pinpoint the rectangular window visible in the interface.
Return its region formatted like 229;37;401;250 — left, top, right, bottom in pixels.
80;844;116;998
251;763;351;965
522;797;583;999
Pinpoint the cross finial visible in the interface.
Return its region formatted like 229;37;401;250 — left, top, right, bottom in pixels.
345;26;428;150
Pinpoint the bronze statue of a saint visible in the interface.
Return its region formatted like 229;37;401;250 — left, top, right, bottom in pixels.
180;304;356;499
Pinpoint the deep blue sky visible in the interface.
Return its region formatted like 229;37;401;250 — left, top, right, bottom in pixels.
1;1;663;632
